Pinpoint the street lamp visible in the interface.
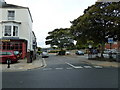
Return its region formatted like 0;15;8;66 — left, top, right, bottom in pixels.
88;45;92;49
73;40;77;45
88;44;92;59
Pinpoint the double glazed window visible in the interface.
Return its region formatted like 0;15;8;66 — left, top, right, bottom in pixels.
4;25;18;37
8;11;15;20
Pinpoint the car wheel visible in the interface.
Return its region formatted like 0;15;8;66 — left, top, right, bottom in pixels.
6;59;12;64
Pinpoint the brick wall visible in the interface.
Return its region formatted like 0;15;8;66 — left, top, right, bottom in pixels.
105;41;120;49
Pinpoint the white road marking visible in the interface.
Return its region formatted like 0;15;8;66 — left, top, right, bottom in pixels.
65;62;76;68
55;68;63;70
43;68;52;70
74;66;83;68
65;62;83;69
83;66;92;68
94;66;103;68
66;68;73;69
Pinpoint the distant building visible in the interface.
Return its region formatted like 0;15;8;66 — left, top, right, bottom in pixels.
105;41;120;50
0;1;37;60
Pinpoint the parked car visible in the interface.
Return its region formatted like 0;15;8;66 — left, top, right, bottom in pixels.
0;50;19;63
42;51;49;58
75;50;84;55
103;49;118;59
66;51;70;55
14;51;21;59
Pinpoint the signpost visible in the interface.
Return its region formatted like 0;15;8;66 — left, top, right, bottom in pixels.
108;38;113;44
108;38;113;59
108;38;113;49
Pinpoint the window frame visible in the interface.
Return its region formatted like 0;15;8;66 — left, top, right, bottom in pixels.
8;10;15;20
13;26;18;36
4;25;12;36
3;24;19;37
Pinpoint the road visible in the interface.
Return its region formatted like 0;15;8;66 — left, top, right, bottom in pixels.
2;54;119;88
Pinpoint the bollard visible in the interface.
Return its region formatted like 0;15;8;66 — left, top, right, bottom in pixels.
7;59;11;68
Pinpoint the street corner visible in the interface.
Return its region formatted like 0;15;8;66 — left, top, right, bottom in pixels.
23;60;44;70
1;58;44;72
19;58;45;71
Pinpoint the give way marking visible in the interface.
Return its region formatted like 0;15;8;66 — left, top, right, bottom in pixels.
65;62;83;69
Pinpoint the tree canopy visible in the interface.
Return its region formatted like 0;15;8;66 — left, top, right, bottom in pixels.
70;2;120;45
45;28;74;49
45;1;120;51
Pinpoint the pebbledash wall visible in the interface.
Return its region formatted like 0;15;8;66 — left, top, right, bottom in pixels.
0;1;37;60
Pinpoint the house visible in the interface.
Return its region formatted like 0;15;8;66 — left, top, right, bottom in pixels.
0;0;37;62
105;41;120;50
32;31;37;60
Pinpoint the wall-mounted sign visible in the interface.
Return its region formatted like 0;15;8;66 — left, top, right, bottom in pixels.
108;38;113;43
0;39;10;42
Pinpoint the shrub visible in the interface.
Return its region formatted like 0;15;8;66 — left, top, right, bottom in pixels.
58;50;66;55
37;51;42;55
48;50;59;53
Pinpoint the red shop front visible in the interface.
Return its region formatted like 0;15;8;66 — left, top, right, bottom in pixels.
0;39;27;59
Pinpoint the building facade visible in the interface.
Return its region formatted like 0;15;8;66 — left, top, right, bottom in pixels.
0;1;37;61
105;41;120;50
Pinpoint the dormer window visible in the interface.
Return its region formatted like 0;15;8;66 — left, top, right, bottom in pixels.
8;11;15;20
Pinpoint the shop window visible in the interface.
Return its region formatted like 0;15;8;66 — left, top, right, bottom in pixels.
6;42;10;50
20;43;22;49
2;42;6;50
0;42;2;50
0;41;23;52
8;11;15;20
0;45;2;50
15;44;18;49
10;43;14;50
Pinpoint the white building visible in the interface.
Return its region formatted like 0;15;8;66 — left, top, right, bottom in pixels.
0;1;37;60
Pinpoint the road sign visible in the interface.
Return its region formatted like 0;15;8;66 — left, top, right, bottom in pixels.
108;38;113;43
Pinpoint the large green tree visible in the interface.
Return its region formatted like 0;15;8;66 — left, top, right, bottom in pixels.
45;28;74;50
70;2;120;56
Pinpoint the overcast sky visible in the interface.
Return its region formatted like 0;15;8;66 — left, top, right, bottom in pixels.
5;0;97;48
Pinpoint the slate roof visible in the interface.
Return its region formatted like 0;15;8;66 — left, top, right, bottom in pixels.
2;3;28;9
0;2;33;22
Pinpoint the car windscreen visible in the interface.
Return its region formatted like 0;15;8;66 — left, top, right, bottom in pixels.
14;51;19;55
0;52;12;55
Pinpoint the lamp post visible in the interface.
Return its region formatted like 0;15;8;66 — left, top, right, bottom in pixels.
73;40;77;49
88;44;92;59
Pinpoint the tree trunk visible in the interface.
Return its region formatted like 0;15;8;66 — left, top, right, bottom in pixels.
101;41;105;58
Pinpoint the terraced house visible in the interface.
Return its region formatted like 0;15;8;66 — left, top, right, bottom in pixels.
0;0;37;62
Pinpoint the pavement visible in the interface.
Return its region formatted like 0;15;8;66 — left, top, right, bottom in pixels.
66;53;119;68
1;56;44;72
84;59;119;68
0;54;119;72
